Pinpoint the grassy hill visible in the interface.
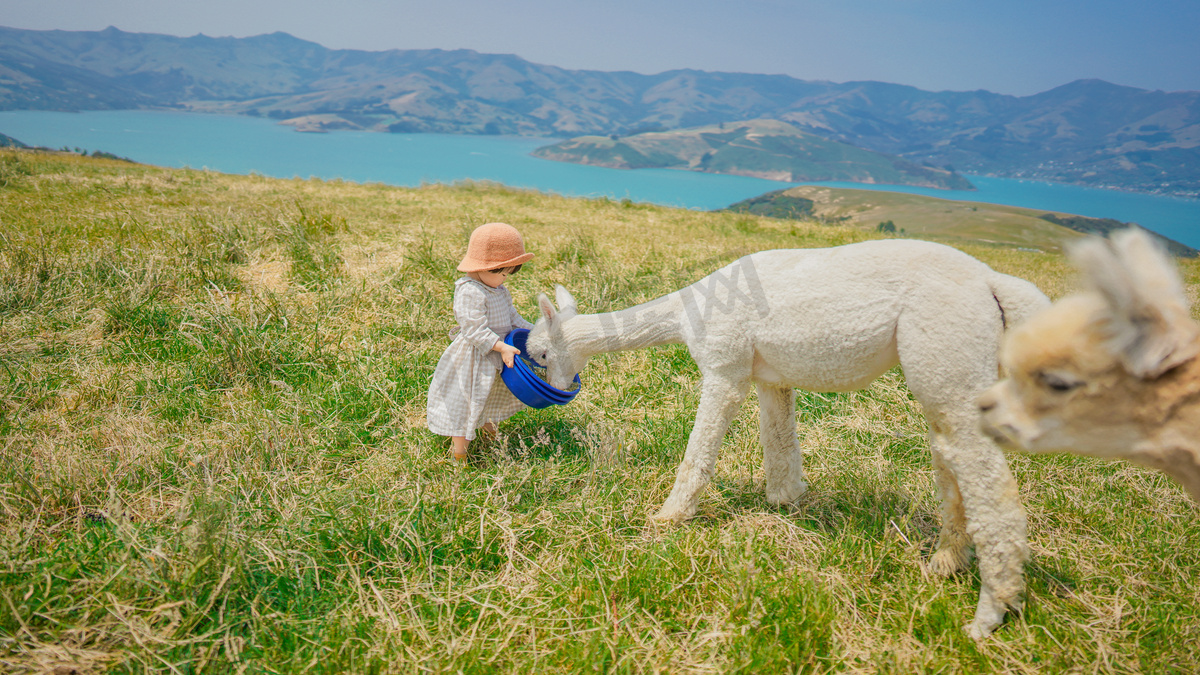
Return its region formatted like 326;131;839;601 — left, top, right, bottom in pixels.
532;120;974;190
725;185;1200;256
1;148;1198;673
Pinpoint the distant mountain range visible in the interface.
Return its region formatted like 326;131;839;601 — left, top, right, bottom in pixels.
1;25;1198;197
533;119;974;189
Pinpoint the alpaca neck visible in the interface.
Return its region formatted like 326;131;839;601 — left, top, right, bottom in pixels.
562;254;770;358
1140;442;1200;505
1169;450;1200;504
1146;353;1200;504
565;294;686;358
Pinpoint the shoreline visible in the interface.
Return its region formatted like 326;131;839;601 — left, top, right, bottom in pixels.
2;109;1198;247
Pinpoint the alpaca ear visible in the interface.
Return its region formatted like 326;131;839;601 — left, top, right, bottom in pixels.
1071;228;1200;378
537;292;557;323
555;285;577;316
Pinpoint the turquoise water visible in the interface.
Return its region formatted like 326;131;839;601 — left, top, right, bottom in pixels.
3;109;1199;247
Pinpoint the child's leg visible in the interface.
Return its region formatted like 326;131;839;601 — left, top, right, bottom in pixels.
451;436;469;461
451;424;497;462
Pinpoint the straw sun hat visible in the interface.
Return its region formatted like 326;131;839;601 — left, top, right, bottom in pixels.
457;222;535;273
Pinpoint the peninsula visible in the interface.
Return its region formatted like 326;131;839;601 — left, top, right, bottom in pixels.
532;120;973;190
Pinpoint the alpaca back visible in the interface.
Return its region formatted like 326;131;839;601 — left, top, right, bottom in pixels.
986;272;1050;331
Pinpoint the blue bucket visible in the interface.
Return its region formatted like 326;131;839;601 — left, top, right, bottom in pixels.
500;329;582;409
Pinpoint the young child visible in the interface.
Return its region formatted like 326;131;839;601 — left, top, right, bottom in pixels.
426;222;535;461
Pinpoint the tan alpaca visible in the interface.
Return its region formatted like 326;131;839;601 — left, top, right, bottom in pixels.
980;229;1200;504
528;239;1050;638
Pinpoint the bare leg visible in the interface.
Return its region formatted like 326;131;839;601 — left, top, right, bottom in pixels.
654;374;750;522
757;384;807;505
452;423;498;463
451;436;469;462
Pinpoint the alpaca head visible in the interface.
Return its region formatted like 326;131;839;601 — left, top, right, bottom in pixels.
526;285;585;390
979;229;1200;459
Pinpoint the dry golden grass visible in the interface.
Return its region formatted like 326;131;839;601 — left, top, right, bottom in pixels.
1;148;1197;673
782;185;1090;253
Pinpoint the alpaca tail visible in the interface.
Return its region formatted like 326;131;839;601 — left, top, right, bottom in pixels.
987;272;1050;331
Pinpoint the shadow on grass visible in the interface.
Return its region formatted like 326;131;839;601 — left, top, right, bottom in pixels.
707;477;942;542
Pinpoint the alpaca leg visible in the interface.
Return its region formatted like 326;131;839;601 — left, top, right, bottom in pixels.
756;384;807;505
934;423;1028;639
896;292;1028;638
927;434;972;576
654;375;750;522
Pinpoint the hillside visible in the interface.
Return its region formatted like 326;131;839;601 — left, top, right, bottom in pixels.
2;148;1199;671
1;26;1198;196
532;120;974;190
725;185;1199;255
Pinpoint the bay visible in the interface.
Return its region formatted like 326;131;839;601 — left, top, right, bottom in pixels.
0;110;792;211
3;109;1198;248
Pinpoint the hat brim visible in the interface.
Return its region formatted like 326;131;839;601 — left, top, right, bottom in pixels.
457;251;534;273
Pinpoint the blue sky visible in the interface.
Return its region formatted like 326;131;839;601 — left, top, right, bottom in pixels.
2;0;1198;95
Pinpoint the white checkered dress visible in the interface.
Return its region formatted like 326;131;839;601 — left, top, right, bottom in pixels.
426;277;534;440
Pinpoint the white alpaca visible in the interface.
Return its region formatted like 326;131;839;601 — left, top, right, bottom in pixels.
527;239;1049;638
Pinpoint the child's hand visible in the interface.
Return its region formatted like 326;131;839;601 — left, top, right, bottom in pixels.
494;340;521;368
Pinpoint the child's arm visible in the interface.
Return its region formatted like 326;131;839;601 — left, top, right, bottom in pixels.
493;341;520;368
456;284;521;367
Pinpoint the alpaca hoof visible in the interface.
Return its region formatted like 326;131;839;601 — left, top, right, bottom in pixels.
928;547;971;577
965;595;1006;640
650;507;690;524
965;618;996;641
650;511;680;524
766;480;808;506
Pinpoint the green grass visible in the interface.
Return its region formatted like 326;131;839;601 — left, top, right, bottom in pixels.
1;148;1198;673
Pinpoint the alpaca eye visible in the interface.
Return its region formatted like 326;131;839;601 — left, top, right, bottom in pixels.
1039;372;1082;392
